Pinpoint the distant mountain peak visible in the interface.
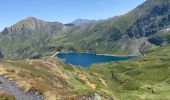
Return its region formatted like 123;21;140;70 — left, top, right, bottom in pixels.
25;16;38;21
70;18;96;26
25;16;44;22
74;18;95;21
27;16;36;19
26;16;38;19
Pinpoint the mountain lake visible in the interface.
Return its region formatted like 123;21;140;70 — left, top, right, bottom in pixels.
55;53;135;67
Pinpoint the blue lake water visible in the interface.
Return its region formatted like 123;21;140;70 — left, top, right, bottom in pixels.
55;53;134;67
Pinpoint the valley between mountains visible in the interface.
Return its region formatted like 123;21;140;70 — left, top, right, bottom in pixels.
1;0;170;100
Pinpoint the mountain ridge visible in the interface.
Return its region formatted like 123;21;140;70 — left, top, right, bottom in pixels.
70;18;97;26
0;17;66;59
1;0;170;99
0;0;170;59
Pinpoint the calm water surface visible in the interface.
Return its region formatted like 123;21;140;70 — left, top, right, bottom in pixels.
55;53;134;67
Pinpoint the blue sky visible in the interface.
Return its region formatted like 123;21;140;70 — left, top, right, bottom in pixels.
0;0;146;31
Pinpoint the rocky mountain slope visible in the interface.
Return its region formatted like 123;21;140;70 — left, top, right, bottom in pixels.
126;0;170;45
0;0;170;59
0;17;67;59
0;0;170;99
0;76;44;100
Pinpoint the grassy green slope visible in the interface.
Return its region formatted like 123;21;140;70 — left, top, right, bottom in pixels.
88;45;170;100
1;0;170;59
0;0;151;59
1;45;170;99
0;17;66;59
47;0;169;56
55;23;132;55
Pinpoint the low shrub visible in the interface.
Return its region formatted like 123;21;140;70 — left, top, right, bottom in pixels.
123;81;140;90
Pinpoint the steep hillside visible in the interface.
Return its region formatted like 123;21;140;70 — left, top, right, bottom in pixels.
1;45;170;100
1;0;170;99
66;0;170;55
0;17;67;59
88;45;170;100
48;0;170;56
58;22;132;54
0;58;115;99
122;0;170;46
1;0;170;59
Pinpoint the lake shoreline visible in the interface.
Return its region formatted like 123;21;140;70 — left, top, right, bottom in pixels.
53;52;136;67
52;52;136;57
96;54;136;57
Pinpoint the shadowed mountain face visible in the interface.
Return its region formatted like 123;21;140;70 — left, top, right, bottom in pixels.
126;0;170;45
1;0;170;59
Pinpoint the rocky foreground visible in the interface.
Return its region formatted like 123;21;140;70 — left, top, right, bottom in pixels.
0;76;44;100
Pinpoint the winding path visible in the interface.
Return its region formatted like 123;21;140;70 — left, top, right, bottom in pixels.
0;76;44;100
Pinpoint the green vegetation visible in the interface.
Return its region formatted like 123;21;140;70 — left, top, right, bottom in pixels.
0;0;155;59
1;45;170;99
0;58;112;99
0;0;170;60
88;45;170;99
1;0;170;99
